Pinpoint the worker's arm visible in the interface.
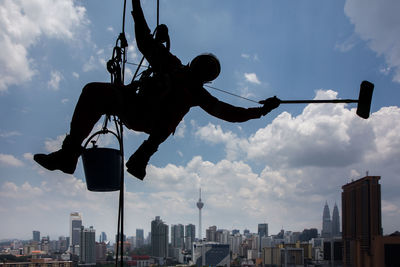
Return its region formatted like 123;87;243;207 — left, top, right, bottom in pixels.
131;0;180;72
199;89;280;122
131;0;152;53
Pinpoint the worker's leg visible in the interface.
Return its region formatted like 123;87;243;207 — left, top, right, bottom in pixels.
70;82;122;144
126;131;170;180
34;82;122;174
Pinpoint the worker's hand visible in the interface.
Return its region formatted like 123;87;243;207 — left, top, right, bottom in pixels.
132;0;141;8
259;96;280;115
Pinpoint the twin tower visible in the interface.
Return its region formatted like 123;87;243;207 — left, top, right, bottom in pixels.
322;201;341;238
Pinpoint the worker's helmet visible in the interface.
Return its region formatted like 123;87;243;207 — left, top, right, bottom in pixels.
189;53;221;82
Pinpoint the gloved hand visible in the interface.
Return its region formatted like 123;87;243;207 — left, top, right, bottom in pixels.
259;96;280;115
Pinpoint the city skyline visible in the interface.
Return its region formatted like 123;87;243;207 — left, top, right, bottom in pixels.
1;0;400;241
1;199;343;243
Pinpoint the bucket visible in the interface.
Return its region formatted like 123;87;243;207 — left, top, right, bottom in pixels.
82;147;122;192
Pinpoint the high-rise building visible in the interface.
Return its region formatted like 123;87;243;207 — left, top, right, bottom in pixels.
258;224;268;238
258;223;268;252
231;229;240;235
95;242;107;262
196;188;204;240
69;212;82;254
151;216;169;258
332;203;340;237
100;232;107;243
206;226;217;242
185;224;196;251
321;202;332;238
342;175;382;267
171;224;184;248
136;229;144;248
33;231;40;242
80;226;96;265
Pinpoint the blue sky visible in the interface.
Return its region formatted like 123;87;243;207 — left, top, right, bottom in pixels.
1;0;400;241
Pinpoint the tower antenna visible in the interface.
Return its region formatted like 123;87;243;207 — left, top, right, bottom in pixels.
196;188;204;240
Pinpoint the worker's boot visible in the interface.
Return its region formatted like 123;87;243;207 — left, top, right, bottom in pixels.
126;140;158;180
34;135;82;174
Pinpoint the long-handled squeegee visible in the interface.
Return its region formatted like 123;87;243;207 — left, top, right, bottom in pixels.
275;81;374;119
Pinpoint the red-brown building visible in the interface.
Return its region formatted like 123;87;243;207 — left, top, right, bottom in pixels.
342;175;400;267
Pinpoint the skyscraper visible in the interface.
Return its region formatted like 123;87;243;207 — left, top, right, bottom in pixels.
100;232;107;243
196;188;204;240
171;224;184;248
185;224;196;250
80;226;96;265
258;223;268;238
342;175;382;267
206;226;217;242
136;229;144;248
33;231;40;242
151;216;169;258
258;223;268;252
70;212;82;254
321;202;332;238
331;203;340;237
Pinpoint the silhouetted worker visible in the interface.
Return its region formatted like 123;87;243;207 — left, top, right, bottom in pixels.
34;0;280;180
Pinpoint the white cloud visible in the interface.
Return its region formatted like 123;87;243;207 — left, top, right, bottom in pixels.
197;90;393;170
174;120;186;138
0;0;88;91
44;134;66;152
195;123;247;160
0;131;21;138
23;152;33;161
0;153;24;167
344;0;400;82
241;53;259;61
244;72;261;85
48;70;63;90
82;49;107;73
335;34;358;52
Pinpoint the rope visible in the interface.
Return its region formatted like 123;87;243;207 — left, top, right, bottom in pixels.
115;2;160;267
205;85;260;104
115;1;127;267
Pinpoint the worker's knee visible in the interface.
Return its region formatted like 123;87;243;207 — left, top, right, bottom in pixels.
81;82;115;99
82;82;100;95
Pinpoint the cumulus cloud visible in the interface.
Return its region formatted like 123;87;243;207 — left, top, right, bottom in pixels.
344;0;400;82
196;90;381;169
0;0;88;91
0;153;24;167
244;72;261;85
48;70;63;90
195;123;247;160
174;120;186;138
43;134;67;152
0;181;43;199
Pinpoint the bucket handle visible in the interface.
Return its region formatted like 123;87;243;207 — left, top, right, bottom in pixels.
83;129;122;151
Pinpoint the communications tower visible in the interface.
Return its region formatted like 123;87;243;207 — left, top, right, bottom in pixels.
196;188;204;240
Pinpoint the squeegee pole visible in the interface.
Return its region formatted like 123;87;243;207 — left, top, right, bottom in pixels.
280;99;358;104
